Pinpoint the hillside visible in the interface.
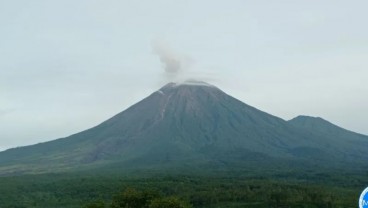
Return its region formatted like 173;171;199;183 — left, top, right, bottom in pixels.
0;81;367;175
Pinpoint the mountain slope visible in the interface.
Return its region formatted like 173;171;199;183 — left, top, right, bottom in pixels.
288;115;368;161
289;115;367;139
0;81;367;175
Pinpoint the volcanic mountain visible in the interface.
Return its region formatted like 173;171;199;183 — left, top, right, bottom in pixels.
0;81;367;175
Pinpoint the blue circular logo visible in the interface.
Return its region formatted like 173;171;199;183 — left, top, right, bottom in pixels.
360;187;368;208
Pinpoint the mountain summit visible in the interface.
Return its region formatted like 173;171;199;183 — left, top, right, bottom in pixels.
0;81;367;175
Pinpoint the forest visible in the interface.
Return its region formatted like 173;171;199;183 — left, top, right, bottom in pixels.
0;170;365;208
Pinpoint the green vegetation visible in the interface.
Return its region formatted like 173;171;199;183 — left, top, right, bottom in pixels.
0;171;365;208
84;188;191;208
0;83;367;208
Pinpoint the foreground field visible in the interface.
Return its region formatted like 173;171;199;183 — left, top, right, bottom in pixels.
0;171;365;208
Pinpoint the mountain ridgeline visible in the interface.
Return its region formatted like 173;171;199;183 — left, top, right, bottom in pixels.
0;81;367;175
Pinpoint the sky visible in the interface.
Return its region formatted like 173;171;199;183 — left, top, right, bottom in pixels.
1;0;367;151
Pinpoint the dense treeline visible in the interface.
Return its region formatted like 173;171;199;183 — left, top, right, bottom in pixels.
84;188;191;208
0;173;364;208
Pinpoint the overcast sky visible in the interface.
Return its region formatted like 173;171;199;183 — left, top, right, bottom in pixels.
1;0;367;151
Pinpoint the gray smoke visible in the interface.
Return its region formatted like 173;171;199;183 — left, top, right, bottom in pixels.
152;41;191;79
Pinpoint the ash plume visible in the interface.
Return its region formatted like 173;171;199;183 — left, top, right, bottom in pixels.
152;40;192;80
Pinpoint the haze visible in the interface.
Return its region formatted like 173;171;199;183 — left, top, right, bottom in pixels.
1;0;367;150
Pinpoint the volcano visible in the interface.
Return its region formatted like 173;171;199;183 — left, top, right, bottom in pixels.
0;80;367;175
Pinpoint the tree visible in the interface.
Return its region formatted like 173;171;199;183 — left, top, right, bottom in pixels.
84;200;105;208
110;188;159;208
149;197;192;208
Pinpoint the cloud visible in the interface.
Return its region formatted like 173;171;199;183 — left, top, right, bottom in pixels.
0;108;15;117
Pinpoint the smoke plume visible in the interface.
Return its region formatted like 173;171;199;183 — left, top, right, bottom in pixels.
152;40;192;80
